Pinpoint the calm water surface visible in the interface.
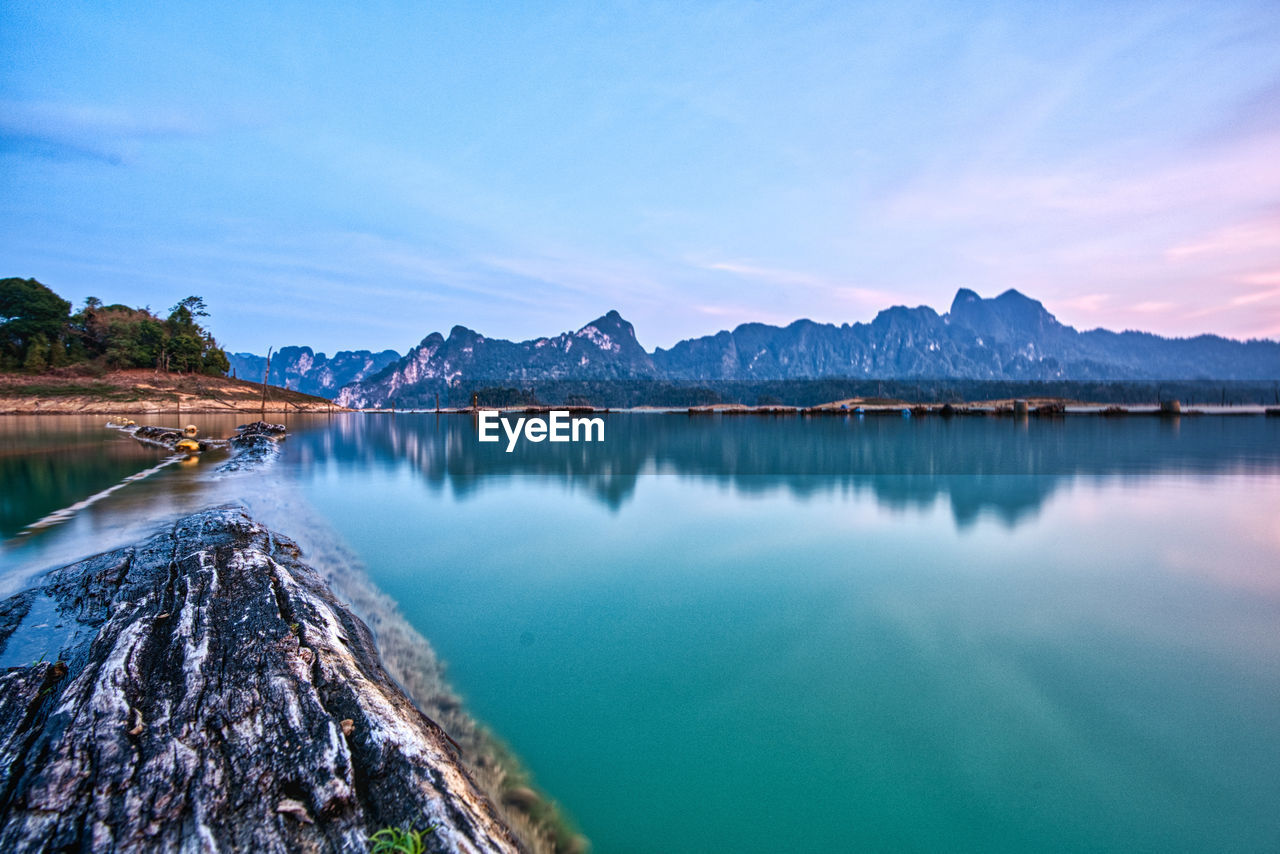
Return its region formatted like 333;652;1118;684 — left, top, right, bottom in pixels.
3;413;1279;853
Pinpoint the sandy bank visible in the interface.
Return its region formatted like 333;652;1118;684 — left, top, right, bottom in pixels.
0;369;345;414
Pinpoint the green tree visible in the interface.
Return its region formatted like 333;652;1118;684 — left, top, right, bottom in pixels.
167;333;203;372
48;336;69;367
93;308;166;369
22;334;50;372
166;296;208;336
0;278;72;369
164;296;226;373
2;280;232;377
202;344;230;376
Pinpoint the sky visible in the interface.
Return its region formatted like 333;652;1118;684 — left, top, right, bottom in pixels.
3;1;1280;356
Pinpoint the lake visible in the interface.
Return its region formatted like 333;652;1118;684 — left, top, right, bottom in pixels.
3;412;1279;853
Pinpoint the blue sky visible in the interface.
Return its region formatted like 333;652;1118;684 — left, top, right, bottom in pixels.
3;1;1280;355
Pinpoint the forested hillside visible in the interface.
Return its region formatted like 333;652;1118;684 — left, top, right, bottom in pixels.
0;277;229;376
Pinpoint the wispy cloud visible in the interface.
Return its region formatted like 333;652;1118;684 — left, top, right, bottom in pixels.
0;100;210;164
1240;270;1280;286
1229;287;1280;307
701;260;904;308
690;303;794;327
1131;301;1178;313
1055;293;1112;313
1167;217;1280;260
885;133;1280;227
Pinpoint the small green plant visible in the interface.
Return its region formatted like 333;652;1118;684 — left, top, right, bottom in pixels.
368;823;438;854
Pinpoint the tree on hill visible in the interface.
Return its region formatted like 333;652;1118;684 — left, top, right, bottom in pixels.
0;278;73;371
2;277;230;375
160;296;229;374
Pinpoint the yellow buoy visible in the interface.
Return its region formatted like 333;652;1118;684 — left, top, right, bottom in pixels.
175;439;201;453
183;424;198;437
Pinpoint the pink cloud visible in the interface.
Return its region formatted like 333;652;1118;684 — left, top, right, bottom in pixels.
1055;293;1112;313
1167;218;1280;260
1131;301;1177;313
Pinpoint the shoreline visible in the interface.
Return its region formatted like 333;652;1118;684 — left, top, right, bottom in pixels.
273;400;1280;416
0;369;347;415
6;402;1277;416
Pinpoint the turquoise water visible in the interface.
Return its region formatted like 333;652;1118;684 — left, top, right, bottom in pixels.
4;413;1280;852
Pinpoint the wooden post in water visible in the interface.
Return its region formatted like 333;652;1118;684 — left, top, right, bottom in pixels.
260;347;273;420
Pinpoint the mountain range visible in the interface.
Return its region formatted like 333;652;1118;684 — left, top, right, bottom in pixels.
227;289;1280;408
226;347;400;398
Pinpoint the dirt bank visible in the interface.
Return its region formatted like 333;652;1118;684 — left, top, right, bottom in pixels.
0;369;344;414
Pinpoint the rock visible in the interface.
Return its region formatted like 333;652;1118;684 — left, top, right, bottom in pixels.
0;507;519;854
276;798;315;824
219;431;280;471
237;420;287;435
501;786;540;810
132;425;181;444
217;421;289;471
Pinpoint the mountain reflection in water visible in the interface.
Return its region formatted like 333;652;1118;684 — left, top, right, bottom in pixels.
282;412;1280;524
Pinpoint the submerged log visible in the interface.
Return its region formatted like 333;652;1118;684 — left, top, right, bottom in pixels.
0;507;519;854
108;419;291;471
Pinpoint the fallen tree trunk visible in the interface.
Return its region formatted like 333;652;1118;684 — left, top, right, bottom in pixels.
0;507;520;854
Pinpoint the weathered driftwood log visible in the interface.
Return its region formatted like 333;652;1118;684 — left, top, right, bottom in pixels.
219;423;288;472
108;419;290;471
0;507;520;854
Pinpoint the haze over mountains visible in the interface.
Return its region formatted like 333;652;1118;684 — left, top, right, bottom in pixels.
229;289;1280;408
226;347;400;398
